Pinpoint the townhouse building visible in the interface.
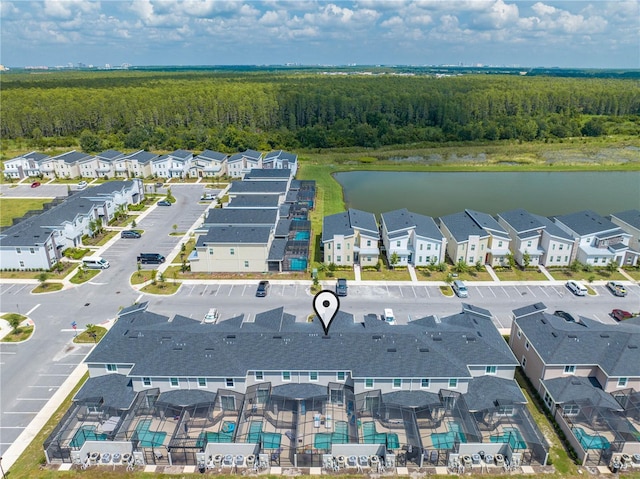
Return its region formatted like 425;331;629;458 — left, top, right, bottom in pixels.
78;149;125;179
151;149;194;179
190;150;228;178
610;210;640;255
3;151;50;180
40;150;93;179
262;150;298;176
227;149;262;178
380;209;446;267
322;209;380;267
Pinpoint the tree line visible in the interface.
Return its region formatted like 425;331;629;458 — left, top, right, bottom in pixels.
1;71;639;152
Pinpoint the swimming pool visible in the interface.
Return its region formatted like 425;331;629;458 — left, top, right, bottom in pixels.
135;419;167;448
573;427;611;450
490;427;527;449
70;426;108;448
294;231;310;240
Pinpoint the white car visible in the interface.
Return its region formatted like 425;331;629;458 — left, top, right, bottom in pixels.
77;180;88;189
566;280;587;296
606;281;627;297
204;308;220;324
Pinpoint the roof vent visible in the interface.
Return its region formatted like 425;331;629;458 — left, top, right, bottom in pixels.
432;336;442;342
540;319;547;324
372;335;382;340
387;348;397;353
629;344;638;349
273;335;282;339
226;335;236;339
600;334;610;338
419;348;429;353
568;334;577;339
466;336;476;342
551;332;558;337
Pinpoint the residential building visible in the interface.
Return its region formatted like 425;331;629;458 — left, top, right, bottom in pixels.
78;149;125;179
151;149;194;178
190;150;228;178
3;151;50;180
322;209;380;267
262;150;298;175
497;209;574;268
554;210;638;267
438;211;489;266
227;149;262;178
380;209;446;266
40;150;92;179
0;180;144;270
44;302;548;468
610;209;640;255
510;303;640;465
123;150;159;178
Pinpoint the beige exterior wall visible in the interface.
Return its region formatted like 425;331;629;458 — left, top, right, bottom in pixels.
191;243;269;273
611;215;640;253
509;324;547;394
323;234;356;266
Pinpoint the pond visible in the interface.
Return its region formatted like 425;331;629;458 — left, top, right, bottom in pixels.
334;171;640;217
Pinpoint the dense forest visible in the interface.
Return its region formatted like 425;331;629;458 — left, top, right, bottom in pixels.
1;70;639;153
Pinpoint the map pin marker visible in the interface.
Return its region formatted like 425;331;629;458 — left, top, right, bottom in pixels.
313;290;340;336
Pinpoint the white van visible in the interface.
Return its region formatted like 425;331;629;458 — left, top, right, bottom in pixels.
82;256;110;269
452;280;469;298
566;280;587;296
383;308;395;323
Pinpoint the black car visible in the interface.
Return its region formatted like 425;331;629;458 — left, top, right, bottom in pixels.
336;278;348;297
157;200;171;206
256;281;270;297
121;230;141;239
137;253;166;264
553;310;576;322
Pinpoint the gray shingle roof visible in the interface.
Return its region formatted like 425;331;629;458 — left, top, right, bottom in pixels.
96;149;125;160
203;209;277;227
229;181;288;194
227;195;280;209
51;150;93;163
498;209;545;233
228;149;262;162
196;226;272;245
264;150;298;162
271;383;327;399
124;150;159;164
465;209;508;237
244;169;292;180
268;238;287;261
514;306;640;377
381;208;444;241
73;374;136;410
464;376;526;411
438;211;489;242
322;209;378;243
530;214;573;240
611;209;640;229
382;391;441;408
275;219;293;237
85;304;517;380
157;389;218;407
542;376;622;409
197;150;228;161
169;149;193;159
555;210;619;236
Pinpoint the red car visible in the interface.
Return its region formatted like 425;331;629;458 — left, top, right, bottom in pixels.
30;181;41;188
611;309;633;321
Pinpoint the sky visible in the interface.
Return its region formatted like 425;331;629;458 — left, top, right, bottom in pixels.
1;0;639;69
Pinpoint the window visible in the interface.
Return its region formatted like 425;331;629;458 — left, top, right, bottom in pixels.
220;395;235;410
198;378;207;387
421;378;430;388
498;241;503;247
469;256;474;263
564;256;568;262
282;371;291;381
556;256;561;262
396;240;401;247
485;366;497;375
516;329;521;339
367;256;371;262
425;243;431;251
346;243;350;250
170;377;179;387
309;371;318;381
244;260;249;268
16;248;21;254
559;244;563;250
327;255;331;262
552;244;556;250
418;256;422;263
564;365;576;374
347;255;350;262
337;371;346;381
543;391;553;409
226;378;234;388
525;341;530;350
208;248;214;255
365;378;374;389
230;248;235;255
497;405;514;416
142;377;151;387
563;404;580;416
337;243;341;250
337;256;342;262
106;364;117;372
255;371;264;381
527;241;532;247
448;378;458;388
330;389;344;404
366;240;371;246
419;244;423;250
618;377;628;387
393;378;402;389
30;248;35;254
471;244;476;251
19;261;24;268
327;244;331;250
521;356;527;369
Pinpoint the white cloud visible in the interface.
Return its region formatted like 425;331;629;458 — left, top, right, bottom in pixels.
43;0;98;20
471;0;520;30
531;2;557;16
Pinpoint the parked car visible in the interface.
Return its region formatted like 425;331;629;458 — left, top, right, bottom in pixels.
452;280;468;298
77;180;88;189
553;310;576;322
611;309;633;321
256;281;270;297
121;230;141;239
157;200;171;206
606;281;627;297
383;308;395;323
155;182;164;188
137;253;165;264
335;278;348;297
30;181;41;188
204;308;220;324
566;280;587;296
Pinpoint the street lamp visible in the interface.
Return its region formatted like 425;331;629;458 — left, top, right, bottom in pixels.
0;455;6;479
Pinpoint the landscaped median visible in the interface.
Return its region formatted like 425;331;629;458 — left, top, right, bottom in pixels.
1;313;34;342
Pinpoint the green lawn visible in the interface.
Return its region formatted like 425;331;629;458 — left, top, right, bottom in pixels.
361;268;412;281
0;198;55;226
494;268;549;281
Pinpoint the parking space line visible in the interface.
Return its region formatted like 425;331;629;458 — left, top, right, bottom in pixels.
28;385;59;388
228;285;234;296
16;398;49;401
526;286;536;297
411;286;416;298
14;284;28;294
215;287;221;296
476;287;484;298
3;411;39;414
38;373;70;377
486;287;496;298
26;304;41;315
539;287;550;297
242;285;247;296
424;286;430;298
0;284;16;294
399;287;404;297
202;285;208;296
385;285;390;296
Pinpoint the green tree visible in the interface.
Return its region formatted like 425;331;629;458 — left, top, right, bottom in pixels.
37;271;49;288
8;315;22;333
474;260;483;272
505;252;516;269
606;260;618;273
390;252;399;269
79;130;101;153
453;260;469;274
522;251;531;269
570;260;582;273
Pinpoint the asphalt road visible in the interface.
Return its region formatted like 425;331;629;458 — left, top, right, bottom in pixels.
1;183;639;457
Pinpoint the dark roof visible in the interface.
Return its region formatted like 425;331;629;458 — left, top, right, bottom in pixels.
275;219;293;237
264;150;298;162
498;209;545;233
124;150;159;164
514;306;640;376
268;238;287;261
51;150;93;163
229;181;288;194
168;149;193;159
322;209;378;242
73;374;136;410
196;226;272;245
244;169;292;180
611;209;640;229
84;304;517;380
542;376;622;409
382;390;441;408
228;149;262;162
271;383;327;399
227;195;280;209
555;210;619;236
464;376;526;411
0;181;137;247
381;208;444;241
157;389;217;407
530;214;573;241
203;208;277;227
7;151;49;162
197;150;228;161
465;209;508;237
96;149;125;160
438;211;489;242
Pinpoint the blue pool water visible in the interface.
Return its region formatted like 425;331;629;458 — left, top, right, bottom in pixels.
573;427;611;450
294;231;310;240
135;419;167;448
70;426;108;448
